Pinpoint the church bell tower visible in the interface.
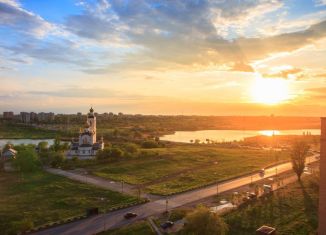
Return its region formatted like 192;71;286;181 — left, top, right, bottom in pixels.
87;107;96;143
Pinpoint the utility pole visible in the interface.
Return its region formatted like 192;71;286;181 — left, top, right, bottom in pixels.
138;186;141;201
216;181;219;196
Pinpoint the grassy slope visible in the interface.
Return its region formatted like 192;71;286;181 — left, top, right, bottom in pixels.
0;123;58;139
98;221;155;235
0;171;138;235
91;145;290;195
224;176;319;235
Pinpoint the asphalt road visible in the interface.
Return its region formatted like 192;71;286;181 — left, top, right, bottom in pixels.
34;155;319;235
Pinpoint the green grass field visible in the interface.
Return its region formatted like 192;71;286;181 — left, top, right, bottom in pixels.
0;171;138;235
224;176;319;235
90;145;290;195
98;220;155;235
0;123;58;139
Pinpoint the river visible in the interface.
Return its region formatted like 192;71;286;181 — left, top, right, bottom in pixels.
160;129;320;143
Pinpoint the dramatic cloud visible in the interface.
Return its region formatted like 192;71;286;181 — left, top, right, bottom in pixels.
1;38;93;66
0;0;54;37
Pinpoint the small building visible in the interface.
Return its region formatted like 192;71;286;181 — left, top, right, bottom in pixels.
1;147;17;172
2;148;17;160
256;225;276;235
67;107;104;159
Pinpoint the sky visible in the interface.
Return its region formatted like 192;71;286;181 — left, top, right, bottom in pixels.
0;0;326;115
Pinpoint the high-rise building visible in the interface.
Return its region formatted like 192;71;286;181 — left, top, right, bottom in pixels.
319;117;326;235
20;112;31;123
3;112;14;120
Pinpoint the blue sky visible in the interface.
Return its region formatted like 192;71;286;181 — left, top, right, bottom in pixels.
1;0;326;115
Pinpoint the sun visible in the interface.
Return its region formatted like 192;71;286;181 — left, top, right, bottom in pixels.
250;77;290;105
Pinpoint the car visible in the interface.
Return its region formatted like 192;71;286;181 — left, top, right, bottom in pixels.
248;193;257;199
124;212;137;219
161;221;174;229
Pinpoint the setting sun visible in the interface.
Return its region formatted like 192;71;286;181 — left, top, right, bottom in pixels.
251;77;290;105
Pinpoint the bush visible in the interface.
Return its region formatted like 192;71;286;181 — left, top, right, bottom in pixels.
182;205;228;235
123;143;139;154
110;147;124;158
141;140;159;148
13;149;40;172
96;147;124;160
49;151;66;168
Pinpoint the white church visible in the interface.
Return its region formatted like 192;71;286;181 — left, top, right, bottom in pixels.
67;107;104;159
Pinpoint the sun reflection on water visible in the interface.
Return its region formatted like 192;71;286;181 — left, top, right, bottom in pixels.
259;130;281;136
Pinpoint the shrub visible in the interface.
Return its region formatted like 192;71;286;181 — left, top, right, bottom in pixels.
141;140;159;148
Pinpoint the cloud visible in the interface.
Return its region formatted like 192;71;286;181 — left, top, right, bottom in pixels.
263;67;303;79
1;0;326;74
230;62;254;72
315;0;326;6
1;38;93;66
0;0;54;37
304;87;326;102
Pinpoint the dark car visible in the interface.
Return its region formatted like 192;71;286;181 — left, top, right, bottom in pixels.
161;221;174;229
124;212;137;219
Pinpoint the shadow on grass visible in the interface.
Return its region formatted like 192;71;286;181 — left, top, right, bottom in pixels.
299;181;318;229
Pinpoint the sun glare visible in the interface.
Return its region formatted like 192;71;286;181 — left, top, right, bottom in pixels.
251;77;290;105
259;130;280;136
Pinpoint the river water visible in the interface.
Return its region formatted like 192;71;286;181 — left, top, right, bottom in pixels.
160;129;320;143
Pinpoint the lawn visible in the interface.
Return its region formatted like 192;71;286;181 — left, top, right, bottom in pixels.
0;170;138;235
224;176;319;235
98;220;155;235
90;145;290;195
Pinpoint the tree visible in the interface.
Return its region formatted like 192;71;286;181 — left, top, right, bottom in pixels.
51;136;62;152
13;149;40;172
38;141;48;152
3;143;13;151
123;143;139;155
49;151;65;167
183;205;228;235
291;141;310;181
96;148;111;160
110;147;124;158
141;140;159;148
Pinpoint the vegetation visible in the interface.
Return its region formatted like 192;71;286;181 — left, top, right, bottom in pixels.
1;116;320;142
224;175;319;235
0;122;58;139
291;141;310;181
89;145;290;195
98;220;155;235
12;148;40;172
0;171;138;235
181;205;228;235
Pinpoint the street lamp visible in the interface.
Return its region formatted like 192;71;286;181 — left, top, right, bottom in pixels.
84;171;88;183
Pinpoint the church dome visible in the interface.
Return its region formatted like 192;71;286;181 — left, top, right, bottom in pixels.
90;107;94;113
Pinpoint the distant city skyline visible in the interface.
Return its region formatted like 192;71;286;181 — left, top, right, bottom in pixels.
1;0;326;116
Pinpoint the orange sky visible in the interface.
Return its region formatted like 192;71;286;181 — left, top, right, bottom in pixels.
0;0;326;115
